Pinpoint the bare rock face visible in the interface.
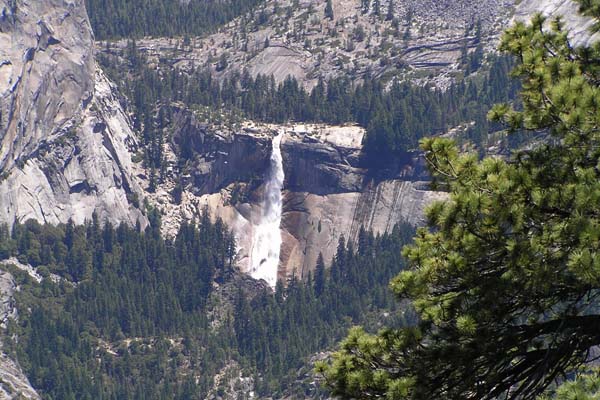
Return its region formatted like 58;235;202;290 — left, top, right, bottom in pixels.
0;0;93;170
0;0;146;227
0;267;41;399
278;126;444;278
164;117;444;280
515;0;600;46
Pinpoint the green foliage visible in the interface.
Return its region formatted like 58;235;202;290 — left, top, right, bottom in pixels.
539;370;600;400
320;3;600;400
0;219;416;399
85;0;265;40
101;45;519;169
5;216;235;399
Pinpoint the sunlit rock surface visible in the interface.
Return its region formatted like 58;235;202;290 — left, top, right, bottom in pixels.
515;0;600;46
157;116;444;283
0;0;145;227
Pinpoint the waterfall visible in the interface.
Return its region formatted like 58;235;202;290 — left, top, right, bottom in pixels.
248;131;284;288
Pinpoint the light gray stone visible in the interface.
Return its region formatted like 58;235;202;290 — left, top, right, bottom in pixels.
0;0;146;228
0;266;40;399
515;0;600;46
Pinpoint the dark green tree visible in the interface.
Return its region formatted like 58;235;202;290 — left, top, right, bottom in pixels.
319;2;600;399
372;0;380;17
314;252;326;296
386;0;394;21
325;0;334;20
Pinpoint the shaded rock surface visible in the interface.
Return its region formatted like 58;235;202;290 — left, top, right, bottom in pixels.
171;110;272;197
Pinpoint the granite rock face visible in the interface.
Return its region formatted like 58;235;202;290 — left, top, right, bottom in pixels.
0;265;40;399
0;0;146;227
0;0;94;171
171;110;272;196
164;118;444;280
515;0;600;46
278;126;443;278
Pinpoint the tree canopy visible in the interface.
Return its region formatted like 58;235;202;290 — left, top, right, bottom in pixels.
0;216;418;398
318;1;600;399
85;0;265;40
100;42;518;177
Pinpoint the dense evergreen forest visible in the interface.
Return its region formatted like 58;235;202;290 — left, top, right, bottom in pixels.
85;0;265;39
99;44;519;182
0;216;415;398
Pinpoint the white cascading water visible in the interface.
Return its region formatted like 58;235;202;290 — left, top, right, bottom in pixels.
248;131;284;288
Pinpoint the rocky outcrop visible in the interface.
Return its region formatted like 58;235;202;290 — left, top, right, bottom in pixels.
99;0;514;91
0;266;41;399
164;117;443;280
0;0;146;227
515;0;600;46
171;110;272;196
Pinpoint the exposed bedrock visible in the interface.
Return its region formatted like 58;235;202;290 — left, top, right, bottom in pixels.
170;114;443;280
170;109;272;197
0;0;146;228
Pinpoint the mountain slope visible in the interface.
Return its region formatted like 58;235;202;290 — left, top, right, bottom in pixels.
0;0;145;227
100;0;514;89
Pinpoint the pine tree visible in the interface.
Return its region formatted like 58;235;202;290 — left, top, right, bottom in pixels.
314;253;326;296
319;3;600;399
386;0;394;21
372;0;380;17
325;0;334;20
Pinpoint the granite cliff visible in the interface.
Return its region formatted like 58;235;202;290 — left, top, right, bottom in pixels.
0;0;145;227
149;110;443;280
